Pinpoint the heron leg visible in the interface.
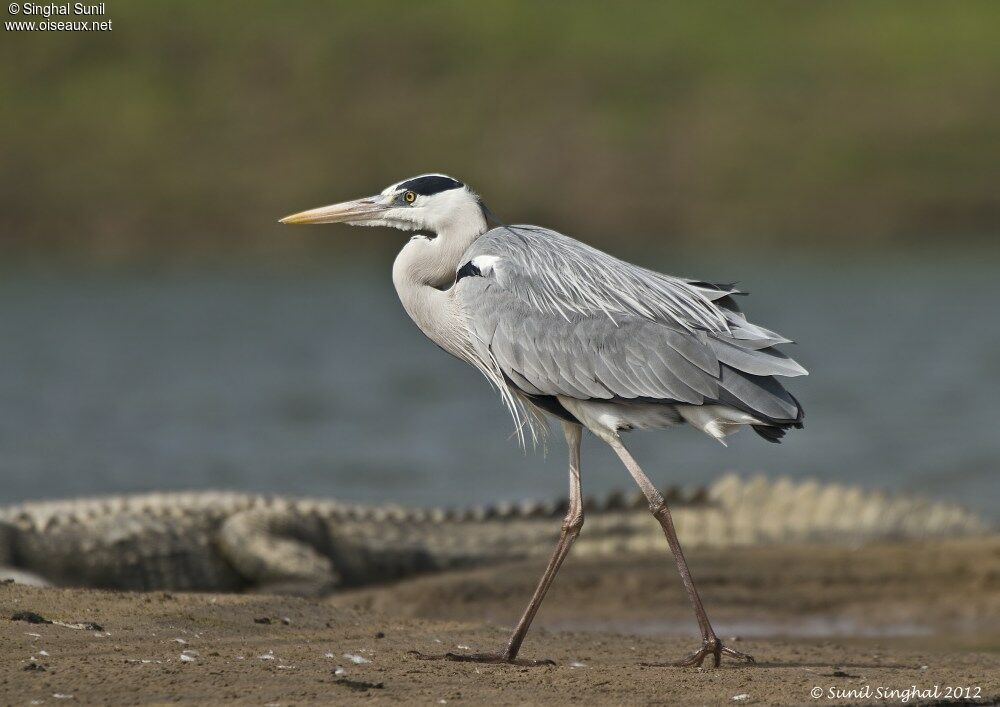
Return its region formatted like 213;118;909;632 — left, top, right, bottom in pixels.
413;422;584;667
606;435;755;668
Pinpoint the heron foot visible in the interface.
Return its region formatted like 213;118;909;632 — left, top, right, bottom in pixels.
408;650;555;667
643;638;755;668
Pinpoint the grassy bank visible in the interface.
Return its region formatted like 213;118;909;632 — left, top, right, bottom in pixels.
2;2;999;261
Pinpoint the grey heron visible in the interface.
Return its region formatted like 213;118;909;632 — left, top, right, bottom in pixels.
280;174;806;667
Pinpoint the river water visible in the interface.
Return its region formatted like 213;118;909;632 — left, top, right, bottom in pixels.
1;257;997;520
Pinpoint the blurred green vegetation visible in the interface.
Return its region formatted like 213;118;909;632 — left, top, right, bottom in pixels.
2;1;998;262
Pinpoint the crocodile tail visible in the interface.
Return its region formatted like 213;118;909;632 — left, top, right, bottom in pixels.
706;474;989;543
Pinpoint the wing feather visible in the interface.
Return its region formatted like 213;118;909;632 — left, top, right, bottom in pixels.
454;226;806;425
707;337;808;378
483;226;731;332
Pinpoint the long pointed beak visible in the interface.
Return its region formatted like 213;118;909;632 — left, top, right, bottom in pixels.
278;196;387;225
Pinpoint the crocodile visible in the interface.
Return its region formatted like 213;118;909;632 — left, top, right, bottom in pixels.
0;475;988;596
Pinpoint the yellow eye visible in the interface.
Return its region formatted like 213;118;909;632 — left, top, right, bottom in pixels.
404;191;417;204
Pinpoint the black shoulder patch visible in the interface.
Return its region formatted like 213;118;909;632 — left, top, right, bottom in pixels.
397;175;464;196
455;260;481;282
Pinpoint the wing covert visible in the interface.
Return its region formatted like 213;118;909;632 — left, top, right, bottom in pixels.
454;226;806;422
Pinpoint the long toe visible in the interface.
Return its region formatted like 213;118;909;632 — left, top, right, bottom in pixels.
409;650;555;667
645;640;756;669
447;652;556;667
721;645;756;664
672;647;710;668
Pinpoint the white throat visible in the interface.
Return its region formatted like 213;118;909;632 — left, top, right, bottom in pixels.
389;191;489;364
392;192;489;290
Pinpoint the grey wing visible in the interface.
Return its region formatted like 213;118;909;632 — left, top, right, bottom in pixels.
454;226;806;427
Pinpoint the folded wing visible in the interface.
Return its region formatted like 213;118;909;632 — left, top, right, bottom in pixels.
454;226;806;432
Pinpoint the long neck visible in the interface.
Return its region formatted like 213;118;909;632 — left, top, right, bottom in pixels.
391;201;489;357
393;201;489;289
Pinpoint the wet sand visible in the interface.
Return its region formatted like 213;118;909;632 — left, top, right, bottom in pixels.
3;539;998;705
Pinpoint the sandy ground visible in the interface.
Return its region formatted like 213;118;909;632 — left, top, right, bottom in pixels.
2;539;998;705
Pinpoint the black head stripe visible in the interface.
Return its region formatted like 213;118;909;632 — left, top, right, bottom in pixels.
397;175;464;196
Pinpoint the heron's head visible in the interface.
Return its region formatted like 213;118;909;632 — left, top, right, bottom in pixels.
279;174;488;236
